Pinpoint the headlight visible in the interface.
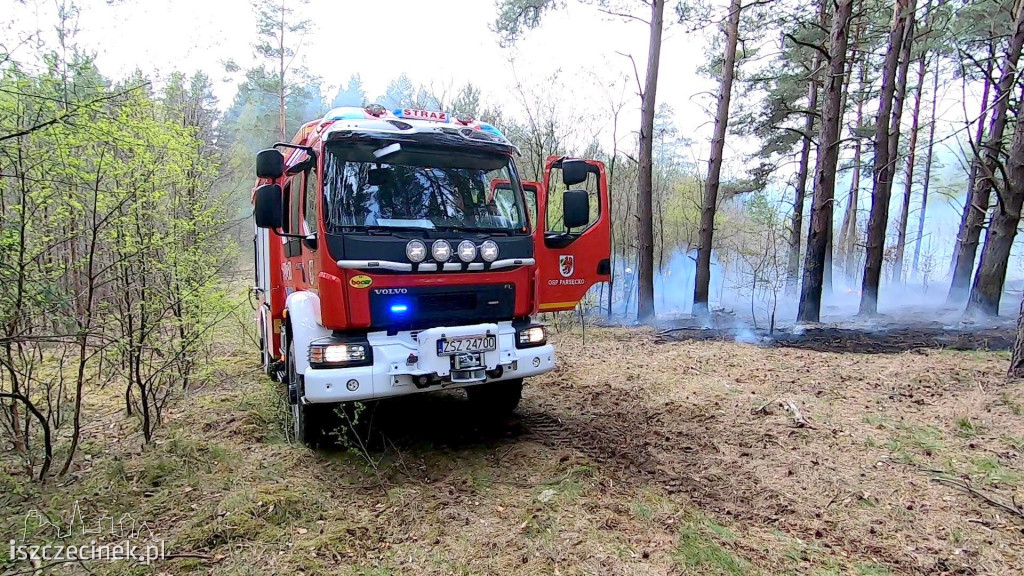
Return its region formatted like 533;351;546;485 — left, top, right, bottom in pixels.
431;239;452;262
406;239;427;263
480;240;499;262
516;325;547;348
457;240;477;262
309;343;368;367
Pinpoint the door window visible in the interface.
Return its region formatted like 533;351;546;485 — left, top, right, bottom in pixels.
288;174;302;233
523;187;538;233
284;174;302;257
545;166;600;235
303;168;318;236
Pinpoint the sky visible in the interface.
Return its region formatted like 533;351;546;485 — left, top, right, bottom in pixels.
5;0;976;180
5;0;719;154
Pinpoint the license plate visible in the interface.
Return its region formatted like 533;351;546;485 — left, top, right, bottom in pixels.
437;335;496;356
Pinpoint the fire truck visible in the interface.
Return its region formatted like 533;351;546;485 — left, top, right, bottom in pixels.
251;105;610;445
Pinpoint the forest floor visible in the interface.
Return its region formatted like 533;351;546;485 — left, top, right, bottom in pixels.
3;315;1024;575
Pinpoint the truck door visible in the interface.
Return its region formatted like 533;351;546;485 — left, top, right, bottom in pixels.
534;156;611;313
282;166;317;291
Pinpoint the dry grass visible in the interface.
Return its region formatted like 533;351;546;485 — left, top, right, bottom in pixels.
3;325;1023;575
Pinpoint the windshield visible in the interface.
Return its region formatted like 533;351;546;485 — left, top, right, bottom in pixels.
322;142;528;233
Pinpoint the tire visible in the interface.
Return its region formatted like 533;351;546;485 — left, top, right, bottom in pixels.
466;379;523;417
287;337;327;448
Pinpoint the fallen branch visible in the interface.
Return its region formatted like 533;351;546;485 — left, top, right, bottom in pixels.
164;553;214;560
752;398;777;415
931;476;1024;521
751;398;814;428
783;399;814;428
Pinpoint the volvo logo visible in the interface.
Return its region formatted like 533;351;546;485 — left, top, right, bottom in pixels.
373;288;408;295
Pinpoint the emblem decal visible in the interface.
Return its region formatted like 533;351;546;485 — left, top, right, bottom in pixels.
559;255;575;278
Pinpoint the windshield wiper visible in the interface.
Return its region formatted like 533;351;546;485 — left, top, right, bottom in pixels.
431;225;514;236
340;224;518;236
351;225;433;235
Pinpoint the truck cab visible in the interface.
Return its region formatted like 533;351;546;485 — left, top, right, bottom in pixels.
251;105;610;445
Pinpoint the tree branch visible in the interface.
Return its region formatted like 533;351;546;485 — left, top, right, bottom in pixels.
0;83;150;143
596;7;650;25
783;33;829;59
615;51;645;98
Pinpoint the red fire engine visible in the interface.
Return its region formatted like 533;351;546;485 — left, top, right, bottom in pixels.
252;105;610;445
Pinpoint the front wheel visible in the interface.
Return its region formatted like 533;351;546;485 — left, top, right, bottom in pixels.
466;379;523;417
287;338;327;447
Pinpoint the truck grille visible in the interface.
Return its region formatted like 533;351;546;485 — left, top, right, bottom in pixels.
368;284;515;332
416;292;475;312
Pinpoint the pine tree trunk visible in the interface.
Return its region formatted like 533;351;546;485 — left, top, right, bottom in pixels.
694;0;742;318
839;16;868;282
948;20;1024;303
824;218;833;293
824;0;854;299
607;139;618;319
912;52;941;276
839;133;862;279
859;0;916;315
947;56;992;278
785;55;821;295
636;0;666;323
278;2;287;141
786;135;812;294
797;0;854;323
839;70;866;280
891;55;927;284
966;78;1024;316
1010;295;1024;378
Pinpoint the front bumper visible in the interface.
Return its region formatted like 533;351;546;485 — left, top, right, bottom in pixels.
301;322;555;403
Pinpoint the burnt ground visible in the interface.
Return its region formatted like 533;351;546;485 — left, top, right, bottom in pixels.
628;305;1019;354
4;324;1024;575
655;322;1017;354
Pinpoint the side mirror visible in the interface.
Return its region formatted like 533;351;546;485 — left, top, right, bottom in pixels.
563;189;590;229
561;159;589;186
254;184;283;229
256;149;284;179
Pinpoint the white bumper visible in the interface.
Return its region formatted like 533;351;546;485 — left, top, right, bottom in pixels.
302;321;555;404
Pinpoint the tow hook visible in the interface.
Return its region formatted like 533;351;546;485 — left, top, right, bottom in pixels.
414;374;434;389
486;366;504;380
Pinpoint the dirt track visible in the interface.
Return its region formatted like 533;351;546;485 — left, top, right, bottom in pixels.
536;327;1024;574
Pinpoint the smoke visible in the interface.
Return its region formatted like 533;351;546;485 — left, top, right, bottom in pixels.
607;249;725;318
589;184;1024;334
594;247;1021;334
733;326;760;344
